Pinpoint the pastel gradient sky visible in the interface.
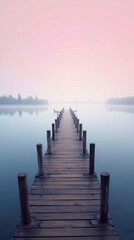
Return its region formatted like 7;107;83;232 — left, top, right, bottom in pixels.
0;0;134;102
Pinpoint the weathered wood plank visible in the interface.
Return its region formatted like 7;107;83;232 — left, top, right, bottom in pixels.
29;194;100;200
14;227;118;237
34;178;98;183
31;212;111;221
30;189;100;195
30;205;100;213
31;185;100;190
29;199;100;206
33;182;99;187
12;237;119;240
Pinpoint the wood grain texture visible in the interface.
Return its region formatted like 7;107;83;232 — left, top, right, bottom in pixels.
12;110;119;240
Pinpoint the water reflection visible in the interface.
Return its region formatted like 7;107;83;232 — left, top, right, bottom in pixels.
105;104;134;114
0;105;48;117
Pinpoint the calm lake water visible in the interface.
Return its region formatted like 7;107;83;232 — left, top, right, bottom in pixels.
0;103;134;240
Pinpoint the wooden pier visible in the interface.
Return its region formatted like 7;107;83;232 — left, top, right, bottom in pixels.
12;108;119;240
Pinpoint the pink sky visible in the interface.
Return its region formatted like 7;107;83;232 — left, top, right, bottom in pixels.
0;0;134;102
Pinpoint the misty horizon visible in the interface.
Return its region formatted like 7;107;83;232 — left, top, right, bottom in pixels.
1;93;134;105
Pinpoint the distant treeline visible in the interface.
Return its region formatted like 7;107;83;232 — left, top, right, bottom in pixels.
106;96;134;105
0;94;48;105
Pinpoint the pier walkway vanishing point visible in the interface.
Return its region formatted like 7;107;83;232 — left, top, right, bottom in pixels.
12;108;119;240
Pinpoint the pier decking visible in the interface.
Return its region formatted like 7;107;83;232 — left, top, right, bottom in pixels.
12;109;119;240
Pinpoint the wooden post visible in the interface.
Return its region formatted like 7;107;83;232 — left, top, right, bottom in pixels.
52;123;55;140
57;117;59;127
74;115;76;124
77;119;79;132
79;124;82;140
36;144;44;176
100;172;110;223
47;130;51;154
58;116;60;127
58;116;60;126
18;173;31;224
55;119;57;132
75;117;77;128
83;131;87;154
89;143;95;174
72;114;74;122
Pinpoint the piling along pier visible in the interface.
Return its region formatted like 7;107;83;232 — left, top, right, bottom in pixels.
12;108;119;240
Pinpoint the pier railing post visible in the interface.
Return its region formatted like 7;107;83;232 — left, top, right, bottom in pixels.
77;119;79;132
73;114;75;122
55;119;58;132
36;144;44;176
75;117;77;128
89;143;95;174
79;124;82;140
47;130;51;154
83;130;87;154
18;173;31;225
57;117;59;128
100;172;110;223
74;115;76;124
52;123;55;140
58;116;60;127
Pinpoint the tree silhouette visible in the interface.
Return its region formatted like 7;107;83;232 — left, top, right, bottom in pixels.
18;94;22;104
0;94;48;105
106;96;134;105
